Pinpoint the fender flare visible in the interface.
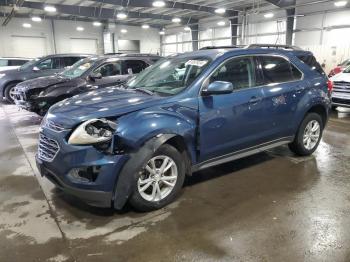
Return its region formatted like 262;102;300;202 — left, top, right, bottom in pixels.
112;133;176;210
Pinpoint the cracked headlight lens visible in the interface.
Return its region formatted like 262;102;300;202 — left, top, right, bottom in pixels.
68;118;116;145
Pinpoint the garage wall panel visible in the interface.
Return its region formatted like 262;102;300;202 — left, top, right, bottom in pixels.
10;36;48;57
70;38;98;54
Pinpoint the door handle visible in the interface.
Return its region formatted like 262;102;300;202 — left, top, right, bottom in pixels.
249;96;261;104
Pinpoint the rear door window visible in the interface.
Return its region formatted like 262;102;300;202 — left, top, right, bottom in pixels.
297;54;325;76
61;57;83;67
94;62;122;77
123;60;149;74
8;59;27;66
260;56;302;84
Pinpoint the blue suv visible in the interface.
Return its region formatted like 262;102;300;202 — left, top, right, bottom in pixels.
36;45;331;211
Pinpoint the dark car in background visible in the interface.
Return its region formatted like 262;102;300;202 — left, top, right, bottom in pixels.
13;54;161;115
0;53;90;103
0;57;31;71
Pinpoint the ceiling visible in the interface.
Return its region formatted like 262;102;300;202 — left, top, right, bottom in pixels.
0;0;277;28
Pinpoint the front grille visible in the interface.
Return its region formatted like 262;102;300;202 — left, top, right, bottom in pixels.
333;81;350;93
38;133;59;162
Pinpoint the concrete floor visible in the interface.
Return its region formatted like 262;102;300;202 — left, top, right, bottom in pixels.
1;103;350;262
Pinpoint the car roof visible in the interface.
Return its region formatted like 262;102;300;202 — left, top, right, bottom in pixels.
44;53;92;58
171;46;313;60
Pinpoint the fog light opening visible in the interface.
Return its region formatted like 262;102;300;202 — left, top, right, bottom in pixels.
68;166;101;183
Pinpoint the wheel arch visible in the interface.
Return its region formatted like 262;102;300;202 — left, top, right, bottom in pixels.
3;80;22;96
112;133;191;210
305;104;328;127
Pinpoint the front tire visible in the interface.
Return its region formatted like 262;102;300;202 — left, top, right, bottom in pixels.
288;113;323;156
4;82;19;103
129;144;185;211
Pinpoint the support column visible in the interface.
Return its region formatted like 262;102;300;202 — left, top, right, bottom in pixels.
286;8;295;45
230;14;239;46
190;24;199;51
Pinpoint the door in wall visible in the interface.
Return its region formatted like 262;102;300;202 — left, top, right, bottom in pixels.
10;36;48;58
70;38;98;54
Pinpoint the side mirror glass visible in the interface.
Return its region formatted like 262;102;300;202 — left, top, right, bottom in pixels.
202;81;234;95
33;66;40;72
89;72;102;80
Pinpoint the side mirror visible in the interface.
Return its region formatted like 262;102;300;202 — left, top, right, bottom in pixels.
127;68;133;75
202;81;234;95
33;66;40;72
89;72;102;80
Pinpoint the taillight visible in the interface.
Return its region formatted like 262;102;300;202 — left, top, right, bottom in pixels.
327;79;333;93
334;66;342;74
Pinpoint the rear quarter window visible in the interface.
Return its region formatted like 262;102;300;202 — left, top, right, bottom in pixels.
297;54;325;77
260;56;302;84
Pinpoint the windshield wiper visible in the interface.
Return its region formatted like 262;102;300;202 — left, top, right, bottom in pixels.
134;88;154;96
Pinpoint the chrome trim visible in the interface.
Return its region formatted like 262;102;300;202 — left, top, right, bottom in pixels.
193;136;294;171
38;133;60;162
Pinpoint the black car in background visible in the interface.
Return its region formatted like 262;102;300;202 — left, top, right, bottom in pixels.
0;54;90;103
13;54;162;115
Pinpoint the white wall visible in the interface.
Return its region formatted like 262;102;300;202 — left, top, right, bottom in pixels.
107;24;161;54
0;18;162;57
294;4;350;72
0;18;53;57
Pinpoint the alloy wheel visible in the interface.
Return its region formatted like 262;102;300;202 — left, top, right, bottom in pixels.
303;120;321;150
137;155;178;202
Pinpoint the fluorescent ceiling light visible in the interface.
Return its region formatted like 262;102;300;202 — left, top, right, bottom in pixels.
44;6;56;12
334;0;347;6
153;1;165;7
76;26;84;31
264;12;274;18
117;12;127;19
31;16;42;22
23;23;32;28
215;8;226;14
217;21;226;26
93;21;102;26
142;24;150;29
121;29;128;33
159;31;165;35
184;26;191;31
172;17;181;23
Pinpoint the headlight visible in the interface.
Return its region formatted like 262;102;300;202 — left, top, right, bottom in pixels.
68;118;116;145
0;74;5;79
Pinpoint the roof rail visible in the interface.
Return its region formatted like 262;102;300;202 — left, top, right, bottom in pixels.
247;44;303;51
119;53;161;57
199;45;244;50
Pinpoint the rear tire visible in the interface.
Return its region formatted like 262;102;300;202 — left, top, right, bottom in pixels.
129;144;185;211
4;82;19;104
288;113;323;156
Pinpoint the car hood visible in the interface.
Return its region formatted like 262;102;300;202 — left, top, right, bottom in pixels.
47;88;165;128
330;72;350;82
16;75;71;92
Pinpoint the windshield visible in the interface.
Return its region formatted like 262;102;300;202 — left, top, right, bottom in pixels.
340;59;350;67
343;65;350;73
60;57;97;78
20;58;39;70
126;56;211;96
